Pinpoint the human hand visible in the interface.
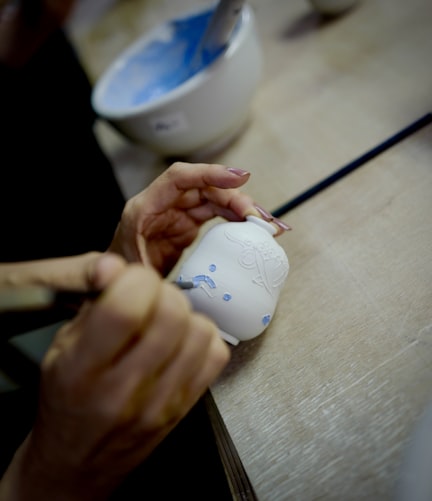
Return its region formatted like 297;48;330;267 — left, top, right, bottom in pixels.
1;264;230;500
109;162;290;275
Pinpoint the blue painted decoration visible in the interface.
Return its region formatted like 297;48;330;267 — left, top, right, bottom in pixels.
192;275;217;289
262;314;271;326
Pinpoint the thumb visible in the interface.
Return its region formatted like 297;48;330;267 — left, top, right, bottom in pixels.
49;252;127;292
82;252;128;292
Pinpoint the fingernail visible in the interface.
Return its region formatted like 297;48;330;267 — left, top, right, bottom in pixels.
274;218;292;231
227;167;250;177
254;204;274;222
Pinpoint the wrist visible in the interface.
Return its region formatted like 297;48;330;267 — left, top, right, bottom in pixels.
0;434;116;501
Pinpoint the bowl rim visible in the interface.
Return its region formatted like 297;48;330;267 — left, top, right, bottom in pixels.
91;4;254;119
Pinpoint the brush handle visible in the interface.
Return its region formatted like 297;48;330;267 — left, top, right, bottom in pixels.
200;0;246;56
188;0;246;75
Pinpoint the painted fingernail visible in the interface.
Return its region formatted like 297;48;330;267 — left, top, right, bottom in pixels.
254;204;274;222
227;167;250;177
274;218;292;231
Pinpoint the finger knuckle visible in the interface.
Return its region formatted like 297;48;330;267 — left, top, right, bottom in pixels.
214;338;231;367
159;284;191;322
191;314;231;366
168;161;186;175
107;266;161;327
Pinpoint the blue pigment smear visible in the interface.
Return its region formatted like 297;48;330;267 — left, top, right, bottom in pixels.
223;293;232;302
209;264;217;272
262;314;271;326
193;275;217;289
103;8;236;110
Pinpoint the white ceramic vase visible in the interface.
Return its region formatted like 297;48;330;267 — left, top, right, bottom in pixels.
177;216;289;345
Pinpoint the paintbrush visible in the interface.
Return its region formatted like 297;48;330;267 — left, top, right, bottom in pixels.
188;0;246;74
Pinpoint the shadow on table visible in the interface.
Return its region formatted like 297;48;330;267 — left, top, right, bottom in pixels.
280;7;357;41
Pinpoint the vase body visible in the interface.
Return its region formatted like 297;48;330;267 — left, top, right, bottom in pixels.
177;216;289;345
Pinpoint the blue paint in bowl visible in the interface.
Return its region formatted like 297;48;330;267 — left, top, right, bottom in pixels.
101;8;238;111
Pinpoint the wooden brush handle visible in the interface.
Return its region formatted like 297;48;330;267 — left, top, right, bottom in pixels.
200;0;246;56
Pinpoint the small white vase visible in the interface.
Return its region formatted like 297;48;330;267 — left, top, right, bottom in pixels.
177;216;289;345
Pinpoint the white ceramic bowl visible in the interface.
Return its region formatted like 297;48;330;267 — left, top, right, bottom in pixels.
91;4;262;157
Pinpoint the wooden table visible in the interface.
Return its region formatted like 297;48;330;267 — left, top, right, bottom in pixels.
68;0;432;498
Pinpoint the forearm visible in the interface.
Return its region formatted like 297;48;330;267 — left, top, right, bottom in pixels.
0;436;47;501
0;252;103;290
0;437;35;501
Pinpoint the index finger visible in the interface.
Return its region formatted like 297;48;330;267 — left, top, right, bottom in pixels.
135;162;251;213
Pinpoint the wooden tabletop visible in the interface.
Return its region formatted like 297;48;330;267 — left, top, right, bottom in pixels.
68;0;432;498
212;123;432;500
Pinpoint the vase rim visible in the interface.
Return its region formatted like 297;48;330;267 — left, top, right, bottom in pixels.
246;215;277;235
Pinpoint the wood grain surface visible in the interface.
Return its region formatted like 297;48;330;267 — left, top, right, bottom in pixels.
212;124;432;500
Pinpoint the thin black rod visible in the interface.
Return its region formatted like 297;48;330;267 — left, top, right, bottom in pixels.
271;112;432;218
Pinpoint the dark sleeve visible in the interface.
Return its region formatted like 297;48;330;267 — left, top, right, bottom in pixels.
0;29;126;261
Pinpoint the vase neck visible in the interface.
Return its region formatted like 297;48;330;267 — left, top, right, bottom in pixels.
246;215;276;235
